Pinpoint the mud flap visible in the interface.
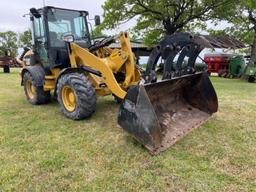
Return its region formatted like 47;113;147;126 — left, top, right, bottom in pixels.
118;72;218;155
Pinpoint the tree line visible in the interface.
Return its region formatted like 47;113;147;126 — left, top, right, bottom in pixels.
1;0;255;63
0;30;32;58
101;0;256;63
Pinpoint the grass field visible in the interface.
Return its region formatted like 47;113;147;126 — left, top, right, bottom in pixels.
0;69;255;192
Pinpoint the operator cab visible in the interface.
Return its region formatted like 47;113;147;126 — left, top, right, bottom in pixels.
29;6;91;69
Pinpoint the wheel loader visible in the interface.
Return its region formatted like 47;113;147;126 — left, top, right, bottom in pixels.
20;6;244;154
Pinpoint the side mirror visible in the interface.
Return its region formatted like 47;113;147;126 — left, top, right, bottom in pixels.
63;35;74;43
94;15;101;26
30;8;41;18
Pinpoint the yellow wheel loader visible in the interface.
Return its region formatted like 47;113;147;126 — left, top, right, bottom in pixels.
19;6;243;154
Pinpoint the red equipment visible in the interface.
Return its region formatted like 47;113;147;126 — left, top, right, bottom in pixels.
0;57;20;73
204;53;233;76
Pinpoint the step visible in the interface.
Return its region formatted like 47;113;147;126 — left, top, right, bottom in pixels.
45;75;55;80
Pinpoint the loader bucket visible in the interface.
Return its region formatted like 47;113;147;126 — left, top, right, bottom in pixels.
118;72;218;155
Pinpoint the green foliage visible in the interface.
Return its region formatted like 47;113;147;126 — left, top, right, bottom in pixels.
101;0;232;45
0;69;255;191
0;31;18;57
0;49;4;57
90;26;106;39
211;0;256;62
214;1;255;44
19;29;32;48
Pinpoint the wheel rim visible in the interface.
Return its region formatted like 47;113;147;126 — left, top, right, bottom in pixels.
62;85;76;112
26;80;35;99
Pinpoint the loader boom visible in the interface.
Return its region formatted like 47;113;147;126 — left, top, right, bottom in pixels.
67;32;140;99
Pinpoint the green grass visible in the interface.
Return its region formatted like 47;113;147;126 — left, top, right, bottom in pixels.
0;69;255;192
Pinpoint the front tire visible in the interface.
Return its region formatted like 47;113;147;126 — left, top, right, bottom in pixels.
23;72;51;104
57;73;96;120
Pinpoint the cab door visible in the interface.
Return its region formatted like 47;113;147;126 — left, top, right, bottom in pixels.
31;15;49;67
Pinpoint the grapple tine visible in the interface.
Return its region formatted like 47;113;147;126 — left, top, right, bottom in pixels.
118;72;218;155
143;33;245;83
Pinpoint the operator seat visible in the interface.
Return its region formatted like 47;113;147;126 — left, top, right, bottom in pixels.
49;31;65;47
48;31;70;69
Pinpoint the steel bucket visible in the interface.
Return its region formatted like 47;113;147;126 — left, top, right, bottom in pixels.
118;72;218;155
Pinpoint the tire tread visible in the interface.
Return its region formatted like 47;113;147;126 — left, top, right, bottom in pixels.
57;73;96;120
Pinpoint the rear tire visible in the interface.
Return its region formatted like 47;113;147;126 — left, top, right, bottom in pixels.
23;72;51;104
57;73;96;120
3;65;10;73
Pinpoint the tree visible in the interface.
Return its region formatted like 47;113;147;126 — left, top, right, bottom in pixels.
0;31;18;57
213;0;256;63
19;29;32;48
90;26;106;39
101;0;233;45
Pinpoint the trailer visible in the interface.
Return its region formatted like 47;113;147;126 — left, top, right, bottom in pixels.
0;50;20;73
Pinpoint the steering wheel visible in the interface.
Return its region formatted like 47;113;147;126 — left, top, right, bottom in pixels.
98;36;115;47
89;36;115;52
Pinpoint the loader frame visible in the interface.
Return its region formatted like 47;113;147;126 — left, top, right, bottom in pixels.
21;6;141;100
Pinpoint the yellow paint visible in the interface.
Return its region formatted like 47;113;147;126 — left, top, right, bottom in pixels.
95;47;113;58
61;85;77;112
21;32;141;100
43;68;60;91
107;49;128;72
119;32;138;88
68;32;140;99
26;80;35;99
69;44;126;98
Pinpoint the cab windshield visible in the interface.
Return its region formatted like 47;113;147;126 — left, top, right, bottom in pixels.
47;8;90;47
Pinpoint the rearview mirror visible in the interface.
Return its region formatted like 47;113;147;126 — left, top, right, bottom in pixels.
30;8;41;18
94;15;101;26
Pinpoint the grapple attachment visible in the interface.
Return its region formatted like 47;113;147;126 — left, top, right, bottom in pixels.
118;72;218;155
118;33;244;154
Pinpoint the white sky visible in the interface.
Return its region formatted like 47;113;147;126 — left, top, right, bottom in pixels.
1;0;235;59
0;0;107;32
0;0;228;33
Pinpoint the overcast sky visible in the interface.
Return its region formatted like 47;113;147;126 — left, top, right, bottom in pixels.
0;0;234;58
0;0;108;32
0;0;228;34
